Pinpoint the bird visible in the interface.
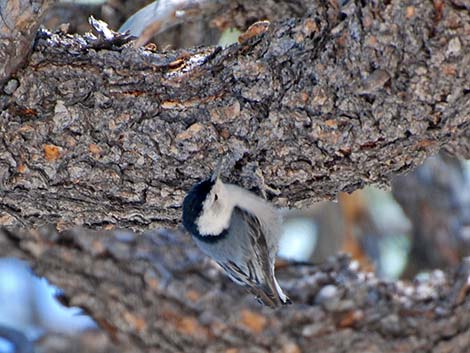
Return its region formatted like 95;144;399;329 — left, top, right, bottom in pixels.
182;161;290;308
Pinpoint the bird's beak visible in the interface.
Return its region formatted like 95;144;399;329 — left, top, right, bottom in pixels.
211;157;224;182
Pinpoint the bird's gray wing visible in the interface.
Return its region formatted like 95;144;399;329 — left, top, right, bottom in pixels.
217;207;282;307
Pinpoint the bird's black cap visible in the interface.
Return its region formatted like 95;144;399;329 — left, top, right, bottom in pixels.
182;178;215;237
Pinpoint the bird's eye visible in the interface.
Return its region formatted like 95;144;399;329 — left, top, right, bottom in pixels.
214;194;218;201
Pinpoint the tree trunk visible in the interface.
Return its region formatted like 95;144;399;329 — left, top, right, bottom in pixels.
392;152;470;278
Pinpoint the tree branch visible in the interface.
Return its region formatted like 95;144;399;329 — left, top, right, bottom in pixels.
1;227;469;352
0;0;468;230
0;0;53;86
119;0;227;46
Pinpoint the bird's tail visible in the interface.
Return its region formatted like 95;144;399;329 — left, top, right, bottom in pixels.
253;273;291;308
273;276;291;305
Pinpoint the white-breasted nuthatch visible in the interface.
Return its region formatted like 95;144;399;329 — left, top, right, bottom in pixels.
182;162;291;308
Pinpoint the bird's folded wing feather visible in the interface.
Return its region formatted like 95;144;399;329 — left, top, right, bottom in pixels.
217;207;277;296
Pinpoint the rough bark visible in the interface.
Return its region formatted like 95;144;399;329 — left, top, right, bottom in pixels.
1;227;469;353
1;0;469;231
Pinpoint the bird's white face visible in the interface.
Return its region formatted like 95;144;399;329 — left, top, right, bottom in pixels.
196;178;232;236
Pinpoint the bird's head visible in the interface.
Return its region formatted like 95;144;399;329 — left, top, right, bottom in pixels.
182;161;231;238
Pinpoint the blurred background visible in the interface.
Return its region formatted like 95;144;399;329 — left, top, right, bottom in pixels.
1;0;470;351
